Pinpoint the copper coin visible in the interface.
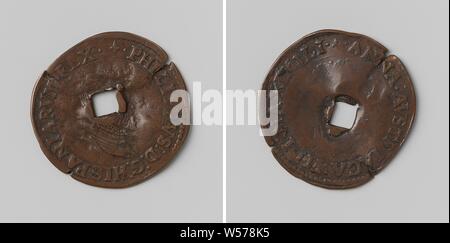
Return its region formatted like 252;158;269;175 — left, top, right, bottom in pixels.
261;30;416;189
31;32;189;188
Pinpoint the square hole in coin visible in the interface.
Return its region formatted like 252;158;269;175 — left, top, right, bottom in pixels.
92;90;119;117
330;101;358;129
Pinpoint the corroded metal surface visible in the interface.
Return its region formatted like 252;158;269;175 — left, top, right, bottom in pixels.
262;30;416;189
31;32;189;188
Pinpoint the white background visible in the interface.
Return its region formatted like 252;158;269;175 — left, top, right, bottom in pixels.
227;0;449;222
0;0;222;222
0;0;448;223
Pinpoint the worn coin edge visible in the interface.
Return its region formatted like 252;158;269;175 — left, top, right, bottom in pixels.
31;32;190;188
260;29;416;189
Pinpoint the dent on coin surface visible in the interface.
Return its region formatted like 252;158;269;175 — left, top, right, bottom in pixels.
31;32;189;188
261;30;416;189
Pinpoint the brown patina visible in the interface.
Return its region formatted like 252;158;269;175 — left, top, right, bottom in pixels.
261;30;416;189
31;32;189;188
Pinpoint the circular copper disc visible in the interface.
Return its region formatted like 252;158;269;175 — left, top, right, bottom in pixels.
31;32;189;188
261;30;416;189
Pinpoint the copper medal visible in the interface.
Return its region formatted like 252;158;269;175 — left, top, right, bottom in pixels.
262;30;416;189
31;32;189;188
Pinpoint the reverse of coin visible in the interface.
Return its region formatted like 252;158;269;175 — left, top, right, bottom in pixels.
31;32;189;188
261;30;416;189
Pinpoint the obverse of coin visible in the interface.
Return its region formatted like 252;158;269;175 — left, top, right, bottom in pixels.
31;32;189;188
261;30;416;189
